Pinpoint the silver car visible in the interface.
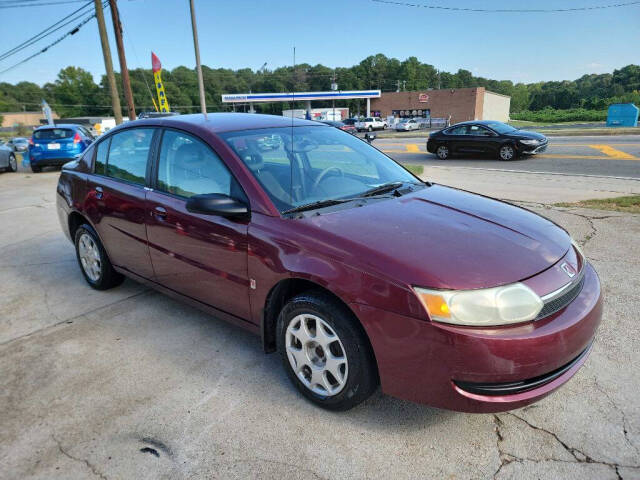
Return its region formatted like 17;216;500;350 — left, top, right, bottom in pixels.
0;140;18;172
395;118;421;131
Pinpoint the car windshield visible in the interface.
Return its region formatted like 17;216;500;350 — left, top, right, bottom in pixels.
221;125;420;213
485;121;517;134
13;138;27;143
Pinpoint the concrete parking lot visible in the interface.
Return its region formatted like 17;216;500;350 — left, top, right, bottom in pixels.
1;153;639;479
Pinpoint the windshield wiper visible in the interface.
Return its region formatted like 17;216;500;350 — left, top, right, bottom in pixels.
282;198;352;214
359;181;404;198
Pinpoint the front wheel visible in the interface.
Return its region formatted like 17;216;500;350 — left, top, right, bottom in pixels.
277;291;378;411
7;154;17;172
74;224;124;290
499;144;517;161
436;144;450;160
367;126;373;132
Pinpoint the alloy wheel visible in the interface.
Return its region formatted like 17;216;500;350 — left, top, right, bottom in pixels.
437;145;449;159
500;145;515;160
78;233;102;281
9;155;17;171
285;314;348;396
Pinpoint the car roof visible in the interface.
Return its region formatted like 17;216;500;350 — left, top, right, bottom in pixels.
450;120;504;126
34;124;83;130
120;113;323;134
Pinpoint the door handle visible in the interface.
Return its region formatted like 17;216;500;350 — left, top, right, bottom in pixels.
94;186;103;200
153;206;167;218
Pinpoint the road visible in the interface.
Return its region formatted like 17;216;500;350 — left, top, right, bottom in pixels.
375;134;640;179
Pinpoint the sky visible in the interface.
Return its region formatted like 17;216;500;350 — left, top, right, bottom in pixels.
0;0;639;87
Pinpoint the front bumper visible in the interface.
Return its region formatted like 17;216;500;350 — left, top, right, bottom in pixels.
520;142;548;155
351;262;602;413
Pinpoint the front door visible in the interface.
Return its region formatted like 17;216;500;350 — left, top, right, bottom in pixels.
87;127;156;279
145;129;251;320
466;124;498;154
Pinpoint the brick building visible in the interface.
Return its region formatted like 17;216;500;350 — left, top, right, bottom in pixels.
369;87;510;124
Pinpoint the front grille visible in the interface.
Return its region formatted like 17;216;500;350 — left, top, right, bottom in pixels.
535;275;585;321
454;343;591;396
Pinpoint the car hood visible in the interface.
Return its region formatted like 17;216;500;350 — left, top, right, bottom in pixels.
506;129;547;141
303;185;570;290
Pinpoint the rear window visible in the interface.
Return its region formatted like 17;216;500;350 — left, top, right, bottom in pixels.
34;128;73;140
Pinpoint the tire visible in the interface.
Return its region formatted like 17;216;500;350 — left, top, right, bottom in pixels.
367;126;373;132
436;144;450;160
74;224;124;290
7;154;17;172
498;143;517;161
30;164;41;173
277;290;378;411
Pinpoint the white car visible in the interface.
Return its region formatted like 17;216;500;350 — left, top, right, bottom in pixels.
355;117;386;132
395;118;421;131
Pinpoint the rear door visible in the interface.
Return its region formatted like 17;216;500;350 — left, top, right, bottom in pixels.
445;125;470;154
466;124;498;153
86;128;156;279
145;129;251;320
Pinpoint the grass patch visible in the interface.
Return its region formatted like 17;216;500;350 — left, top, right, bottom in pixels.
556;195;640;214
402;164;424;176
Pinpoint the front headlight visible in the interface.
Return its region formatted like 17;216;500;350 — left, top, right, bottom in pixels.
519;139;540;145
413;283;543;326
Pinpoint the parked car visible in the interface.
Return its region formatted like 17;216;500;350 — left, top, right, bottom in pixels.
427;120;548;160
57;113;601;412
342;118;358;127
8;137;29;152
395;118;421;131
319;120;357;135
28;124;94;173
0;140;17;172
355;117;386;132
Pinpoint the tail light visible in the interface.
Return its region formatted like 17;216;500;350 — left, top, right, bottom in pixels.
29;137;34;146
73;132;81;144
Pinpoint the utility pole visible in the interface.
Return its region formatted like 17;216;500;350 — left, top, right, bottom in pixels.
189;0;207;116
402;80;406;92
109;0;135;120
396;79;401;92
94;0;122;124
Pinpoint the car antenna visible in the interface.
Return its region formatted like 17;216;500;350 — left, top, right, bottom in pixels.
290;45;295;205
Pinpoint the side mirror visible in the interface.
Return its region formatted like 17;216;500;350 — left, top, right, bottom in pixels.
364;132;376;143
186;193;249;219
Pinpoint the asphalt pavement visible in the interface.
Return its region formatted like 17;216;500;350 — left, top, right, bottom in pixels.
377;134;640;179
1;158;639;479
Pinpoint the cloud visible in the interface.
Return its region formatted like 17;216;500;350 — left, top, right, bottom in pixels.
586;62;604;69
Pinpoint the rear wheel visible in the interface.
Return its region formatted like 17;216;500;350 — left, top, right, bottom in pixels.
7;154;17;172
499;144;516;161
277;291;378;411
74;224;124;290
367;126;373;132
436;144;450;160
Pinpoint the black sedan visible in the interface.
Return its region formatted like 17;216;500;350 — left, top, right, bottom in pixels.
426;121;548;161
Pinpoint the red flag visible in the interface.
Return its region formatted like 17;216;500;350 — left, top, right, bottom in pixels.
151;52;162;73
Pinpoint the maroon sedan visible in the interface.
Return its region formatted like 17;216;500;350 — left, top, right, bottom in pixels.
56;113;602;412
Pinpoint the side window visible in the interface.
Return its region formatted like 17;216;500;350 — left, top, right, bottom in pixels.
105;128;154;185
156;130;236;199
94;138;110;175
468;125;491;136
447;125;468;135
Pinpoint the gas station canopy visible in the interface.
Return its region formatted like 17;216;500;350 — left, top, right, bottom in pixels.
221;90;381;103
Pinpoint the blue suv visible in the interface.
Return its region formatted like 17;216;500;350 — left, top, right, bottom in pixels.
28;124;94;173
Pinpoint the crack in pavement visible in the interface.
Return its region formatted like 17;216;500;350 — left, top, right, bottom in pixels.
592;377;640;456
52;434;107;480
0;289;151;348
491;412;640;479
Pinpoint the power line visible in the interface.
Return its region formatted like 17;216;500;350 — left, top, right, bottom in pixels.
0;1;90;8
368;0;640;12
0;7;101;75
0;0;93;62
